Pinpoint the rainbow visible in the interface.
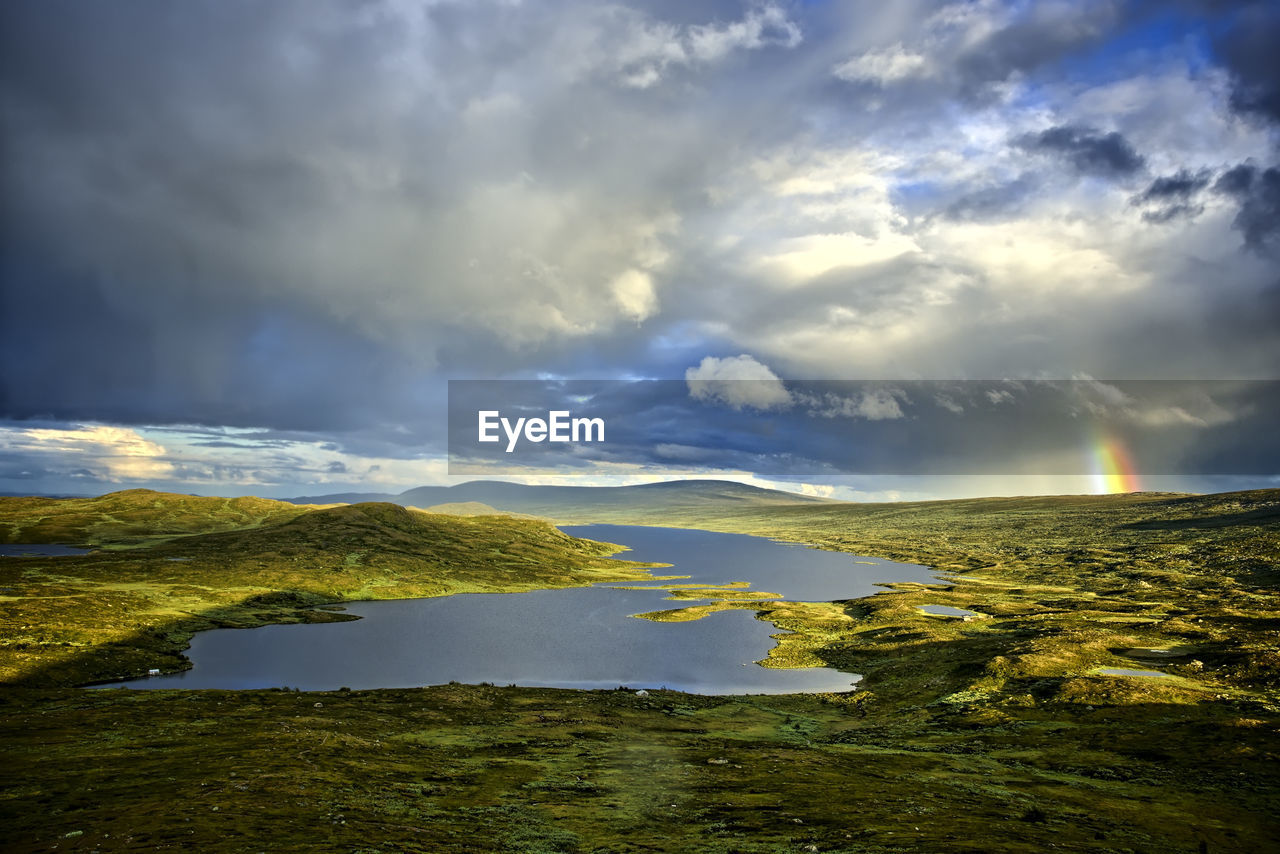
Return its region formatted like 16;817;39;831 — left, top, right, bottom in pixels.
1092;435;1141;494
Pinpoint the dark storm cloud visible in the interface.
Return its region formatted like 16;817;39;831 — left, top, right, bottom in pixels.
1211;1;1280;123
1180;2;1280;252
1213;163;1280;251
0;1;430;428
1214;163;1257;196
1135;169;1212;202
1131;168;1211;223
1016;125;1146;178
0;259;445;431
1137;204;1200;225
0;0;813;432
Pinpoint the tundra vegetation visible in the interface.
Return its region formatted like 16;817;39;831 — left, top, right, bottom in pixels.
1;486;1277;852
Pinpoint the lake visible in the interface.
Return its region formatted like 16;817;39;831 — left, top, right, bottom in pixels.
95;525;939;694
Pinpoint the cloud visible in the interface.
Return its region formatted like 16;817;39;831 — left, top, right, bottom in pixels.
0;421;456;496
0;425;174;482
1065;379;1240;428
833;45;929;85
1212;2;1280;124
1135;169;1213;203
608;2;801;88
685;355;793;411
610;269;659;322
943;174;1038;222
1131;168;1211;223
0;0;760;430
934;394;965;414
686;3;801;63
799;389;906;421
830;0;1122;97
1016;125;1146;178
1213;163;1280;252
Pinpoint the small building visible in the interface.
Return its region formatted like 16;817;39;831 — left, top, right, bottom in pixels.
147;668;161;677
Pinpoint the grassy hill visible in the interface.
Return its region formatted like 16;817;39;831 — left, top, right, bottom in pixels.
0;488;318;548
292;478;831;517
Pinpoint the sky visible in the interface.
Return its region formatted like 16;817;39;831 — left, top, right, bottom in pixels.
1;0;1278;501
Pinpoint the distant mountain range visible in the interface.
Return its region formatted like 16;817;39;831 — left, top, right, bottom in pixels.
290;479;832;518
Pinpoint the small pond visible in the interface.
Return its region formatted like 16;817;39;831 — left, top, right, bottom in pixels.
1096;667;1170;678
919;604;980;618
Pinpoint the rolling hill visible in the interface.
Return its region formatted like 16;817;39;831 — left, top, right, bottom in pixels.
290;478;831;519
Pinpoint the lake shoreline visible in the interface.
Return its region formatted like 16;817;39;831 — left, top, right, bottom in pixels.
89;525;926;694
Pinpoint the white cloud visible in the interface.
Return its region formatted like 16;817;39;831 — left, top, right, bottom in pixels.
986;389;1015;405
798;389;906;420
762;231;921;282
686;355;793;411
833;44;929;84
0;425;175;481
611;268;658;322
686;4;802;63
683;34;1278;382
608;2;801;89
935;394;965;414
830;0;1010;86
0;422;465;494
922;216;1146;297
722;147;923;284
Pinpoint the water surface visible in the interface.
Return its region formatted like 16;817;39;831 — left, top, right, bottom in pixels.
96;525;938;694
0;544;91;557
569;525;939;602
919;604;980;617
